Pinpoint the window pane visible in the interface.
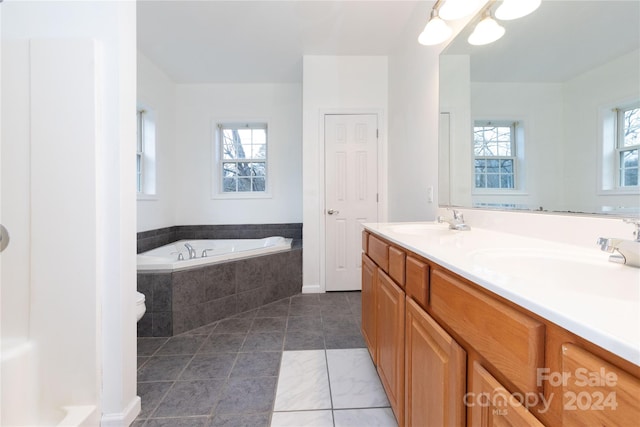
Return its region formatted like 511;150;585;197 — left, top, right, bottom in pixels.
250;162;266;177
501;174;514;188
223;177;236;192
223;162;238;177
253;177;266;191
620;149;639;186
623;169;638;186
500;159;514;173
486;159;500;173
496;141;511;156
623;107;640;148
237;177;252;192
474;125;513;156
252;144;267;159
486;174;499;188
475;174;486;188
223;130;241;159
475;159;486;173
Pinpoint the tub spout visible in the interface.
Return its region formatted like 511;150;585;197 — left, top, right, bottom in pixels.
184;243;196;259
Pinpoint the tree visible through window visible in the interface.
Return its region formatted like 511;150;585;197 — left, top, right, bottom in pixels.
473;122;516;189
618;105;639;187
219;123;267;193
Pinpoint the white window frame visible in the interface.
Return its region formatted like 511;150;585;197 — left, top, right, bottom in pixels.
472;120;522;193
136;107;157;199
599;99;640;194
212;121;271;199
615;102;639;188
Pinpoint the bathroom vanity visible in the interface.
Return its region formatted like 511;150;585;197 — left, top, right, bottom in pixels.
361;222;640;427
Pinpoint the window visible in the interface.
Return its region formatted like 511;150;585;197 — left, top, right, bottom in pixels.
473;121;517;189
136;107;156;196
616;104;639;187
217;123;267;194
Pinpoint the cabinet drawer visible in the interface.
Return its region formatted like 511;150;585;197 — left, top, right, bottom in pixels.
368;234;389;272
362;230;369;253
388;246;405;287
431;269;545;394
406;256;429;308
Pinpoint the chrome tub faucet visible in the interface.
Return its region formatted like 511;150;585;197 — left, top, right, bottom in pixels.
184;243;197;259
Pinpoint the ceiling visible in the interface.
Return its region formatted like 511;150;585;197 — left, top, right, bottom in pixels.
137;0;427;84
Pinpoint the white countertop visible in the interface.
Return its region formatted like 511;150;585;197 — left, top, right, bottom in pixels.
363;221;640;366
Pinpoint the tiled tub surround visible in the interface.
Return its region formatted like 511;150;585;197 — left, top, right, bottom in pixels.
137;223;302;254
138;246;302;337
137;224;303;337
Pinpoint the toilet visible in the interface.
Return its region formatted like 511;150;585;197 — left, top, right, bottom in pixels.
135;291;146;322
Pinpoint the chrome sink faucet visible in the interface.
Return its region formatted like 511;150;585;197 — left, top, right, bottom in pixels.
437;209;471;231
597;218;640;268
184;243;197;259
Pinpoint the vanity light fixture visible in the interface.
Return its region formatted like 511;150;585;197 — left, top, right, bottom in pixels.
439;0;485;21
495;0;541;20
468;12;505;45
418;5;453;46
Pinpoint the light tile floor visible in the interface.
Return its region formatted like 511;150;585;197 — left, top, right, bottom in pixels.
134;291;398;427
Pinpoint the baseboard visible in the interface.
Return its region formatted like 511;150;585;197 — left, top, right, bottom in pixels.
101;395;141;427
302;283;322;294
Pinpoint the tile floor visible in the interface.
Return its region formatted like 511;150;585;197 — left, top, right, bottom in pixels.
134;291;398;427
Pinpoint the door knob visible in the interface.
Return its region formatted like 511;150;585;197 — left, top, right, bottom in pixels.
0;224;10;253
327;209;339;215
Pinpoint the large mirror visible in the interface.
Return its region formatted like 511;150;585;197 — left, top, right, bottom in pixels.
439;0;640;215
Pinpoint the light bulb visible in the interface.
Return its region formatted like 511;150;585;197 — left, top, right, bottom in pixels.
468;16;505;45
495;0;541;20
418;15;453;46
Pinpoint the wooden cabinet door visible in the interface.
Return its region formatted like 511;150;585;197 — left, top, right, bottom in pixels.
377;269;405;426
405;297;466;427
561;343;640;426
361;253;377;363
469;362;545;427
405;256;429;308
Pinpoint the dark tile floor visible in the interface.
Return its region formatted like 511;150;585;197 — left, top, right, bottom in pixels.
134;291;364;427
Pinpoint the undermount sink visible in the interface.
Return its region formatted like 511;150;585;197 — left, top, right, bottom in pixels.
468;247;630;297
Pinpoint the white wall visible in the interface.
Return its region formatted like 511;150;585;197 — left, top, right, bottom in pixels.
439;54;472;208
174;83;302;225
2;1;138;425
137;52;177;232
302;55;388;293
470;82;565;210
387;2;472;221
564;49;640;213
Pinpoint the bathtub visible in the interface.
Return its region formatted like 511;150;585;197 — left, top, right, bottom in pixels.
137;236;293;272
1;340;96;426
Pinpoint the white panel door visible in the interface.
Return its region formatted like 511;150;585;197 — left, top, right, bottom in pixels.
325;114;378;291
